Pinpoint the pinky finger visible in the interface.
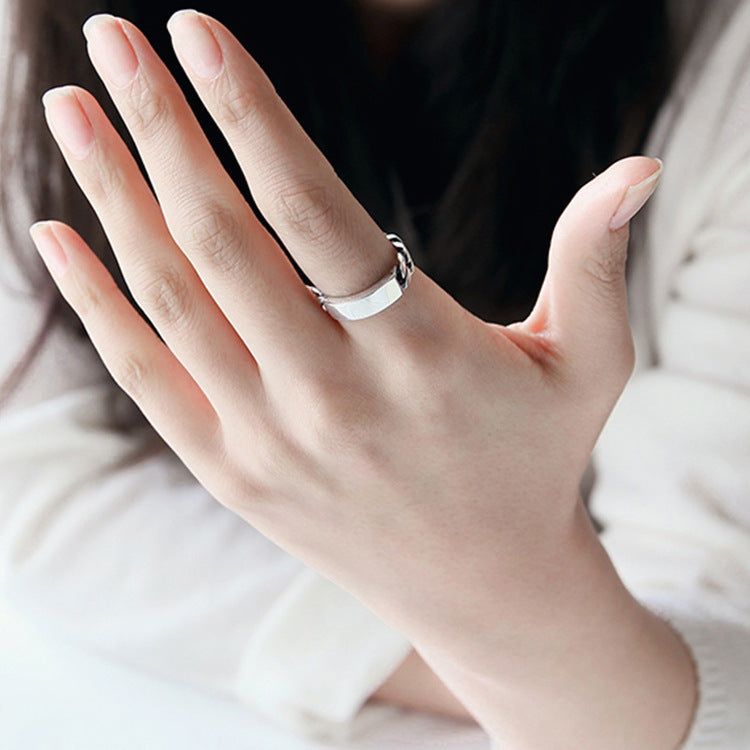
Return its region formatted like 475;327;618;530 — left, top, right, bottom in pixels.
29;220;223;461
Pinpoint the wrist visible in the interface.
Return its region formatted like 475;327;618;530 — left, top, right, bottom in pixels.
415;503;698;748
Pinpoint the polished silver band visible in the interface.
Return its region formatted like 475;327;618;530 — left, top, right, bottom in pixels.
307;233;415;322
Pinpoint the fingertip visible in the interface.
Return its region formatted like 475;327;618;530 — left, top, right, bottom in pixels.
168;9;224;81
82;13;117;40
29;219;49;241
166;9;202;35
41;84;78;108
609;157;663;231
29;221;69;277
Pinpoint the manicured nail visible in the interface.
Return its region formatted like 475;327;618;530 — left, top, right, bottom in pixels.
29;222;69;277
610;158;663;231
83;14;139;88
167;10;224;81
42;87;95;159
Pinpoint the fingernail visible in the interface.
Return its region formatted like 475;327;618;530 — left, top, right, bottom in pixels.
167;10;224;81
610;157;663;231
30;222;68;277
42;87;95;159
83;14;139;88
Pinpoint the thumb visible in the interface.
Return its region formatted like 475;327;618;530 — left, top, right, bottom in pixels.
525;155;663;392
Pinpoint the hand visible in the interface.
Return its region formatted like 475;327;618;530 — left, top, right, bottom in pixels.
31;12;693;747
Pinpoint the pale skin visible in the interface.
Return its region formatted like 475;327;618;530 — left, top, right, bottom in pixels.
29;8;698;749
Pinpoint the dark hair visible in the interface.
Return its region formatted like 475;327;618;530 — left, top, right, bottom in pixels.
1;0;682;421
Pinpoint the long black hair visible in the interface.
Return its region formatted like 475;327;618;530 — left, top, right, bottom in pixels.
0;0;685;417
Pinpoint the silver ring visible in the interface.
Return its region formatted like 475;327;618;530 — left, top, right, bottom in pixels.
307;233;415;322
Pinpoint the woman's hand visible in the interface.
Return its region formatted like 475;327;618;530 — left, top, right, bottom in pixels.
30;12;695;748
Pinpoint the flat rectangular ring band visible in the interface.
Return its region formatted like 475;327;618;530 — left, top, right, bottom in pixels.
306;233;414;322
318;270;405;321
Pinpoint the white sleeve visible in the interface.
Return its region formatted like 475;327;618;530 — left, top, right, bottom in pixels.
591;372;750;747
0;277;410;740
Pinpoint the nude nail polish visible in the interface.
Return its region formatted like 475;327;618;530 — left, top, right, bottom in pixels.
83;14;139;88
610;158;663;231
42;87;95;159
30;222;68;277
168;10;224;81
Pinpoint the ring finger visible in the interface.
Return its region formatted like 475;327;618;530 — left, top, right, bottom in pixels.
42;85;261;415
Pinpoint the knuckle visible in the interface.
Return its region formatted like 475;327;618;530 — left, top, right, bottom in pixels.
209;65;276;128
85;153;130;205
581;241;628;294
367;321;451;398
220;472;273;514
222;411;290;489
296;372;379;455
180;203;247;274
245;429;296;488
216;77;270;126
253;442;288;485
273;181;342;246
124;81;174;138
221;86;255;126
135;266;193;331
70;272;116;320
109;352;150;400
397;359;458;428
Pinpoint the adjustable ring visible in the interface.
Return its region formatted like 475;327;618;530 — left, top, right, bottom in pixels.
307;233;415;322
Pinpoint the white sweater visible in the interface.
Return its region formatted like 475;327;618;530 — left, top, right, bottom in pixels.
0;1;749;747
